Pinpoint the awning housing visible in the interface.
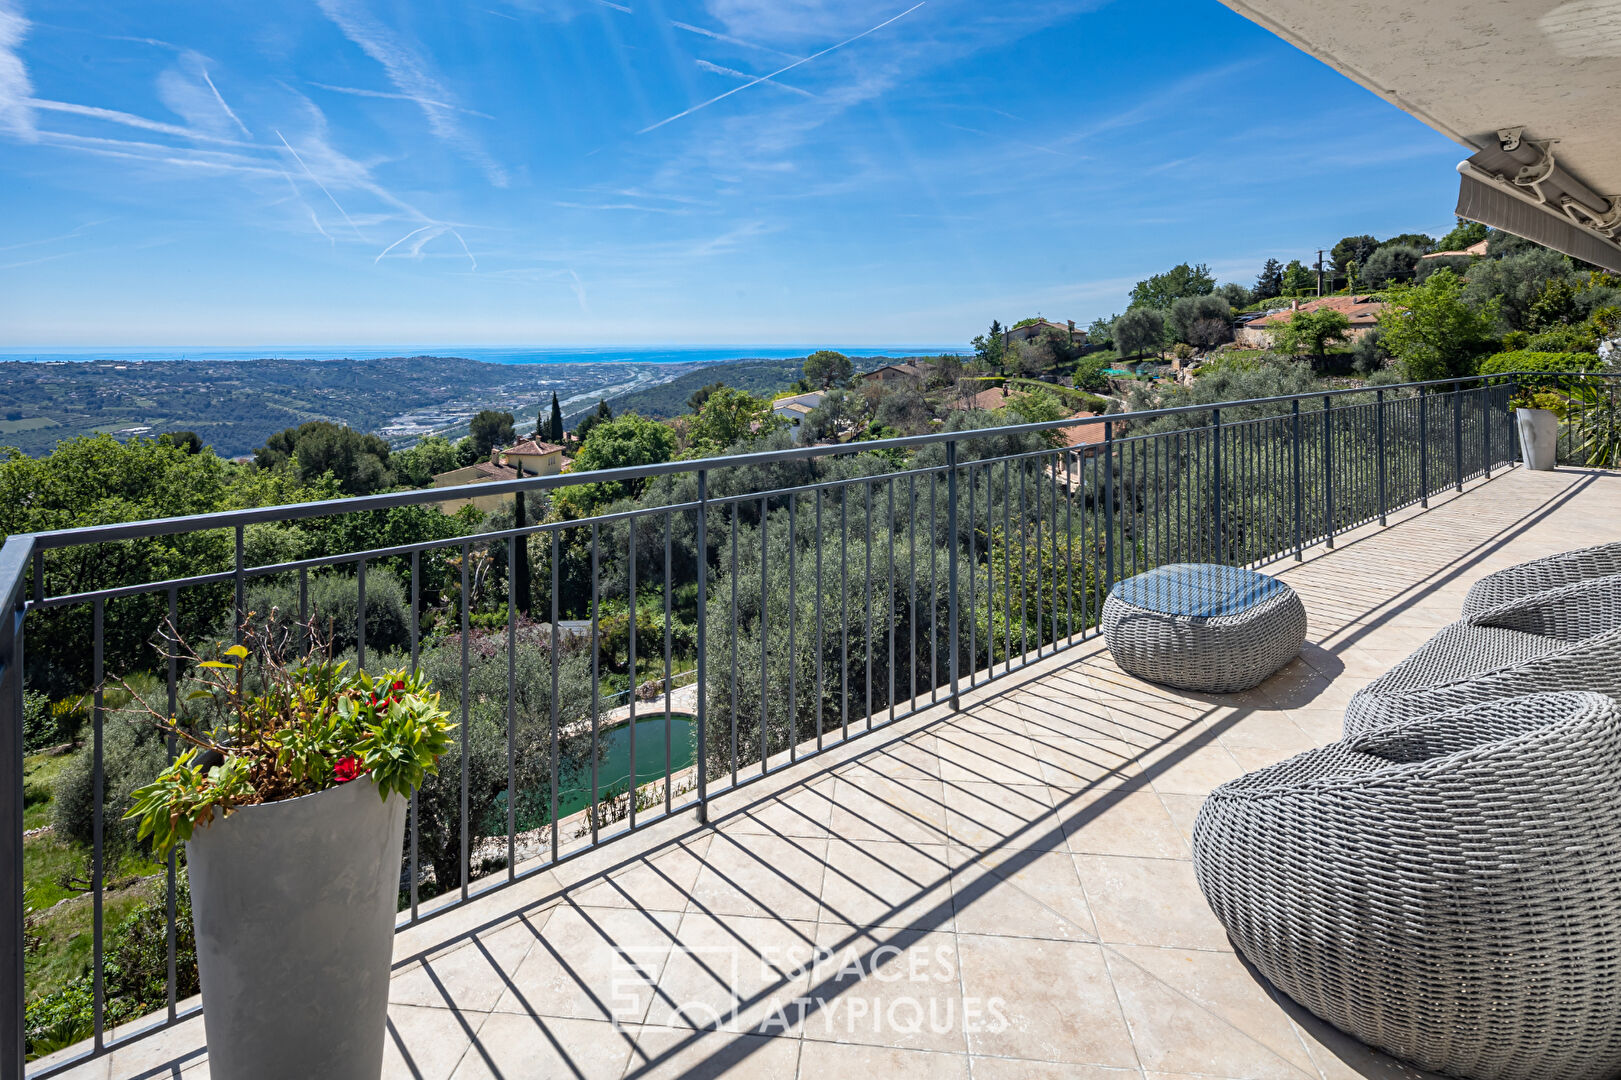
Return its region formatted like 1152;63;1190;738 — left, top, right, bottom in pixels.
1456;139;1621;273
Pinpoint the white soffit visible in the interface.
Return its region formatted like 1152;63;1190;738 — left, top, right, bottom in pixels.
1216;0;1621;194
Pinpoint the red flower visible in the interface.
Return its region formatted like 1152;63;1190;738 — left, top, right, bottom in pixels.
392;680;406;692
333;756;365;782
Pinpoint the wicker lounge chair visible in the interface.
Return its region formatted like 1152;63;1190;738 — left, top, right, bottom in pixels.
1461;540;1621;616
1194;692;1621;1080
1344;573;1621;734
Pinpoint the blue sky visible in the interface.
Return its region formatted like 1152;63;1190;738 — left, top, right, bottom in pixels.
0;0;1468;347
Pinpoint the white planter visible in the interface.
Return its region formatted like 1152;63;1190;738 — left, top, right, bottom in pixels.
1515;407;1558;471
186;777;407;1080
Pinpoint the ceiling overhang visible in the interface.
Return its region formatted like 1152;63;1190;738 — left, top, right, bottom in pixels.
1218;0;1621;270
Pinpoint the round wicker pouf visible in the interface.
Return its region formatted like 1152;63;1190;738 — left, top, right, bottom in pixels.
1102;564;1306;693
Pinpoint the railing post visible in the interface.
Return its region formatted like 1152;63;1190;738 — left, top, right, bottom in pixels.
946;439;960;711
1322;396;1335;549
1291;399;1303;560
1419;389;1429;508
1481;382;1492;479
1211;408;1223;563
1453;380;1464;492
1103;420;1115;591
694;469;709;825
1;536;29;1080
1376;388;1387;526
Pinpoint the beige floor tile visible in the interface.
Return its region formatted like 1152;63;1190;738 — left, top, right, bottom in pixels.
1074;854;1230;950
571;834;713;913
798;1040;968;1079
839;732;942;780
1031;734;1142;789
489;904;683;1024
1140;740;1244;798
391;912;547;1012
643;912;818;1033
936;734;1048;788
942;781;1067;851
802;923;968;1053
1056;787;1190;860
819;837;956;930
949;845;1097;942
719;777;836;839
687;833;830;922
1106;945;1317;1078
622;1025;804;1078
956;935;1137;1068
1156;793;1206;849
971;1059;1143;1080
449;1014;635;1080
827;773;950;846
384;1002;491;1080
1214;711;1316;753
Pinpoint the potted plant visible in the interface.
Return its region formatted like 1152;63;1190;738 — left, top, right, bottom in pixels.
124;618;454;1080
1508;390;1565;471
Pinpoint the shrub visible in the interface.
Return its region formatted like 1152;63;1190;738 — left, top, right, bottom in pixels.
52;716;169;864
22;692;59;753
245;566;410;658
24;872;198;1060
1478;350;1601;377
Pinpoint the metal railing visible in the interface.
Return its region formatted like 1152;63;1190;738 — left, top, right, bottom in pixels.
3;369;1594;1076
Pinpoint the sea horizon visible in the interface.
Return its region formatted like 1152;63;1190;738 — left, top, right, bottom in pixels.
0;344;963;365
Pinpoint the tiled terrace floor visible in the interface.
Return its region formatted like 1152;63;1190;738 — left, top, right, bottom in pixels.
55;465;1621;1080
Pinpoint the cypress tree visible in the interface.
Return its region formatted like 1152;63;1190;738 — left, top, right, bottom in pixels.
548;392;564;443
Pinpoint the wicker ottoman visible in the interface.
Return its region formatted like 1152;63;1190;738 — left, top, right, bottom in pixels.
1102;563;1306;693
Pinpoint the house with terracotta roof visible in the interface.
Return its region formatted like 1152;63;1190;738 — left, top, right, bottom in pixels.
771;391;824;443
1003;319;1086;348
858;359;932;385
1235;295;1388;348
430;438;566;513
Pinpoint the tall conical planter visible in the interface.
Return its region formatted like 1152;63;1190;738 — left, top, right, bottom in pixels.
1516;407;1558;471
186;777;407;1080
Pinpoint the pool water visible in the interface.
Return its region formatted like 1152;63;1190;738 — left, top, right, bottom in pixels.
495;713;698;830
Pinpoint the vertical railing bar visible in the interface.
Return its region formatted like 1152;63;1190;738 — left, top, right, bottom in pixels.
1049;449;1059;650
928;471;937;700
4;571;25;1079
356;556;367;670
663;515;673;816
1002;459;1013;674
590;522;600;845
840;486;849;742
1376;388;1388;526
967;460;977;686
233;524;244;645
409;550;420;919
628;516;637;831
1292;399;1303;560
787;493;797;760
865;478;874;730
695;471;709;824
947;439;960;710
1323;396;1335;548
886;480;895;724
1017;461;1028;664
1103;421;1115;598
550;531;561;856
506;537;517;878
1065;450;1075;642
759;496;768;774
730;503;739;786
459;543;470;900
815;492;824;753
1211;408;1223;564
1453;381;1464;493
165;586;177;1020
1031;452;1042;657
92;598;105;1051
908;473;917;709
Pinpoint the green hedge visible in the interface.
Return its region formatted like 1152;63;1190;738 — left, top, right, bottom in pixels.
1478;350;1600;377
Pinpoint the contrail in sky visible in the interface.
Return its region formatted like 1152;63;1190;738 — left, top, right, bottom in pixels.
638;2;925;135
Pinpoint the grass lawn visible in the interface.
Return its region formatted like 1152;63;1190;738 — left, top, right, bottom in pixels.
23;746;166;1002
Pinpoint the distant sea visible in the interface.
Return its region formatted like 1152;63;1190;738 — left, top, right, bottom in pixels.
0;345;961;365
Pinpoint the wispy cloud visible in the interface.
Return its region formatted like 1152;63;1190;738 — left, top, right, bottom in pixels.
639;1;925;134
275;129;365;238
309;81;496;119
0;0;36;139
316;0;509;186
695;58;814;98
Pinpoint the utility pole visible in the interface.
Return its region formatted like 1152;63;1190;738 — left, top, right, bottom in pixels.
1316;249;1326;297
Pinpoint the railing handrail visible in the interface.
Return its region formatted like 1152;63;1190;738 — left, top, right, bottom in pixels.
17;370;1583;552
